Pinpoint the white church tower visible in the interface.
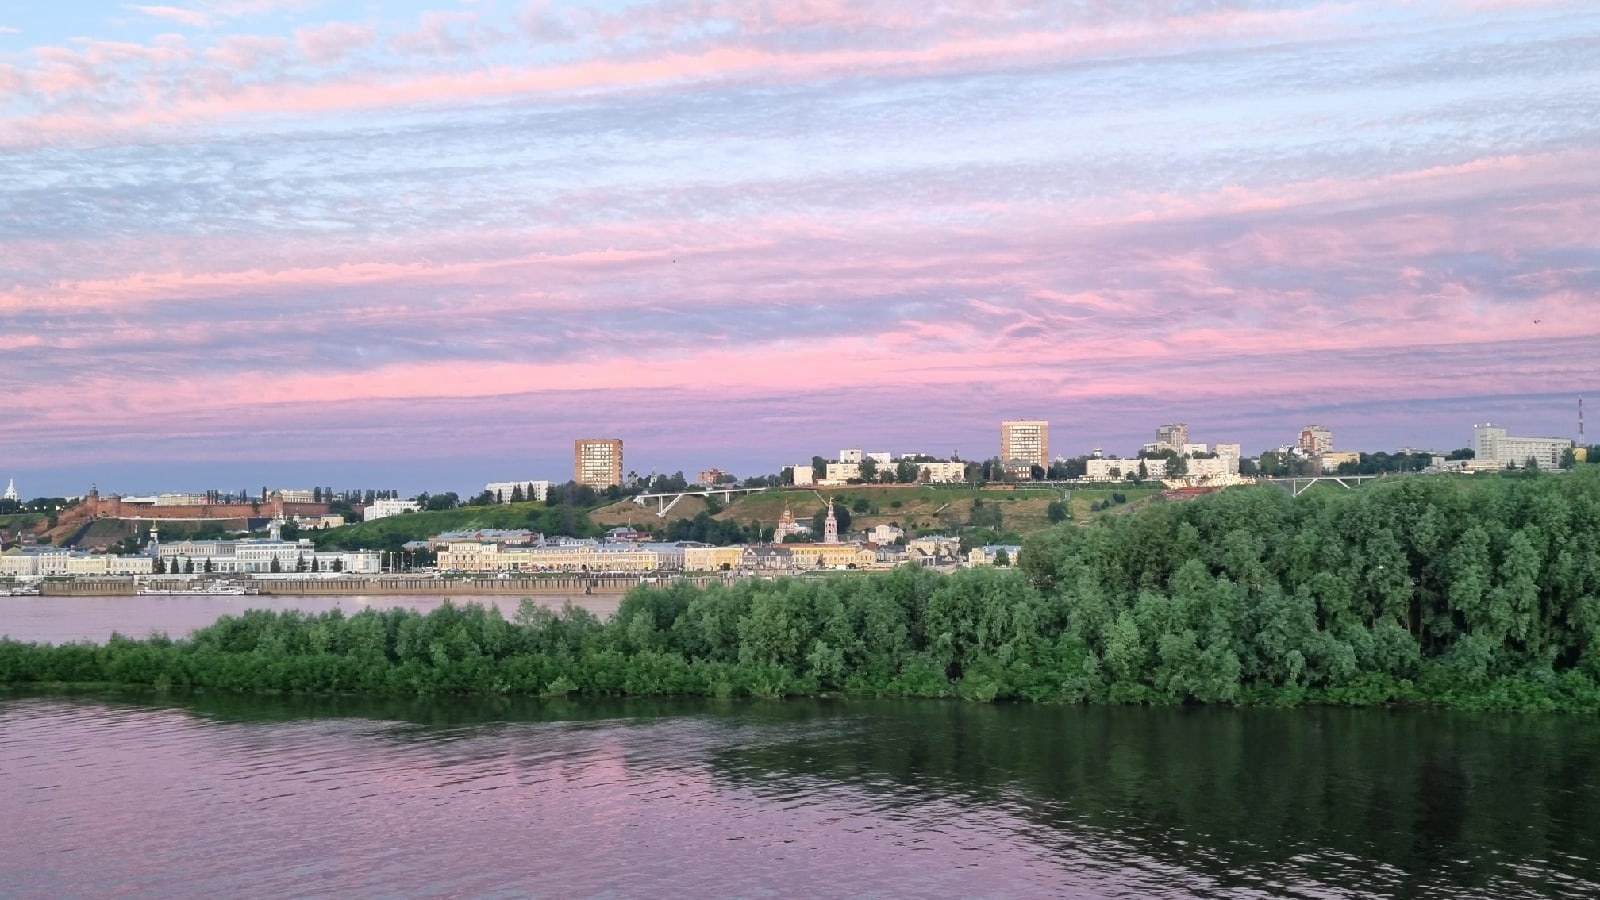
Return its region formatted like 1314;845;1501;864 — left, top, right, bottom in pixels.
2;478;16;502
823;498;839;544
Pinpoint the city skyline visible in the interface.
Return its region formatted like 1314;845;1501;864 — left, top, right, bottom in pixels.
3;2;1598;497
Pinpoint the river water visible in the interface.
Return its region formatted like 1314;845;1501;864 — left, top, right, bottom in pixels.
3;601;1599;898
0;593;620;644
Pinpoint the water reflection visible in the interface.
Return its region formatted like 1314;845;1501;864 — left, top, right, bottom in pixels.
2;693;1597;899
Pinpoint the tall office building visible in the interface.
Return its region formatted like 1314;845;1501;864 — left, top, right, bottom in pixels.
574;438;624;488
1298;425;1334;455
1000;420;1049;469
1155;423;1188;451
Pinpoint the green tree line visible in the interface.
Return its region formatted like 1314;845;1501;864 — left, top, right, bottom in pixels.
5;470;1600;710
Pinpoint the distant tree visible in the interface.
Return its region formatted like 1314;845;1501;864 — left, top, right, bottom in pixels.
861;458;879;482
203;557;214;573
270;556;281;574
851;497;871;514
183;558;195;574
896;460;918;483
1168;454;1187;477
993;548;1011;567
970;499;1003;530
153;556;166;575
296;554;307;573
331;559;343;573
812;456;828;481
313;487;323;503
1046;500;1070;523
310;557;320;572
511;484;525;503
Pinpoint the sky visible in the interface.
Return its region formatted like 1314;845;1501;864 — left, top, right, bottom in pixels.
1;0;1598;499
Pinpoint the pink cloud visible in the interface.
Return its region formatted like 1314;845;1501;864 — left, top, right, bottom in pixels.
295;21;374;64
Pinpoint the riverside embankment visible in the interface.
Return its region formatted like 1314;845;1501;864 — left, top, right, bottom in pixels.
34;574;727;597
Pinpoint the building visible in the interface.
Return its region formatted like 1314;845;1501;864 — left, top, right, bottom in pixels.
790;464;816;487
1085;458;1167;481
697;468;729;486
868;523;904;544
1472;424;1572;469
823;500;840;543
864;451;894;466
1156;424;1189;451
574;438;624;488
3;479;16;502
1298;425;1334;455
484;480;552;503
967;545;1022;567
915;461;967;484
1319;451;1360;473
824;462;862;483
1;548;152;577
1001;420;1049;470
684;545;746;571
363;498;421;521
772;506;808;542
839;449;864;464
1212;443;1242;460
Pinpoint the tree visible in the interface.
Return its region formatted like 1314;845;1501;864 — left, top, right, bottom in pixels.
1168;454;1188;477
511;484;525;503
1046;500;1070;523
812;456;828;481
310;557;321;573
896;460;918;483
313;487;323;503
270;557;281;573
296;554;308;573
993;548;1011;567
203;557;214;573
153;556;166;575
183;558;195;574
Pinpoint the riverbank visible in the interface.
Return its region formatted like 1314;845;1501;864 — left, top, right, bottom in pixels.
31;574;725;597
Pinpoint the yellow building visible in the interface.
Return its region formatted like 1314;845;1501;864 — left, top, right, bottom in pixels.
785;544;878;569
685;545;746;571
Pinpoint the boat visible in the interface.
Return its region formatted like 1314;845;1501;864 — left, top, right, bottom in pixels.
136;582;257;596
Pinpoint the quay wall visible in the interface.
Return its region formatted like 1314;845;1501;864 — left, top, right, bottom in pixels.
38;575;722;597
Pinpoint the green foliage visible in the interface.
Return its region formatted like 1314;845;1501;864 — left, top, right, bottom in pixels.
6;472;1600;711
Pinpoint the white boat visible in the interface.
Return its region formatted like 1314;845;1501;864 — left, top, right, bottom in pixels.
136;582;256;596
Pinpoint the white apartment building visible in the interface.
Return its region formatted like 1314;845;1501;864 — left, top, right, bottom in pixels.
824;462;863;483
790;464;816;486
1156;424;1189;450
1472;424;1572;469
839;449;864;464
864;451;894;466
1085;458;1167;481
1212;443;1242;460
1;549;152;577
916;461;967;483
484;480;552;503
363;498;421;521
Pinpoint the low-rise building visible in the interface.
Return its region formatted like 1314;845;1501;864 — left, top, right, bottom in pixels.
363;498;421;521
824;462;862;483
1319;451;1360;473
916;461;967;484
868;524;904;544
967;545;1022;567
685;545;746;571
1472;424;1572;469
484;481;552;503
1085;458;1167;481
790;465;816;487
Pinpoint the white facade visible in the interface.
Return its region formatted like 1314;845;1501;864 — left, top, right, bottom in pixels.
1182;456;1240;479
790;464;816;486
2;549;152;577
1473;424;1572;469
838;449;864;464
916;461;967;483
1085;458;1167;481
868;524;904;544
825;462;863;483
1212;443;1242;460
864;451;894;466
1156;424;1189;450
1299;426;1334;455
484;480;552;503
2;478;15;502
363;498;421;521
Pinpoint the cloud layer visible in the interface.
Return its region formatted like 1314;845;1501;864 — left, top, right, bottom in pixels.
2;0;1598;494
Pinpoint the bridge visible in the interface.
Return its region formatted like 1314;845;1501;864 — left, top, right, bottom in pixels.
633;485;771;517
1257;474;1386;497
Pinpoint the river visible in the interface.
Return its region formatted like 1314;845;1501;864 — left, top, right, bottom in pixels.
0;593;619;645
3;598;1599;897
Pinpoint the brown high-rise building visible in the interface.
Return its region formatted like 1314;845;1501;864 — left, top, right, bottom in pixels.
1000;419;1049;470
574;438;624;488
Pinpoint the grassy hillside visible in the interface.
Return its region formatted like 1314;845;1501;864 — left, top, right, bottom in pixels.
311;502;594;553
599;483;1169;540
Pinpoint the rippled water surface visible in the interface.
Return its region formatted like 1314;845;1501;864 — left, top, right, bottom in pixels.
0;594;618;644
3;695;1597;898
